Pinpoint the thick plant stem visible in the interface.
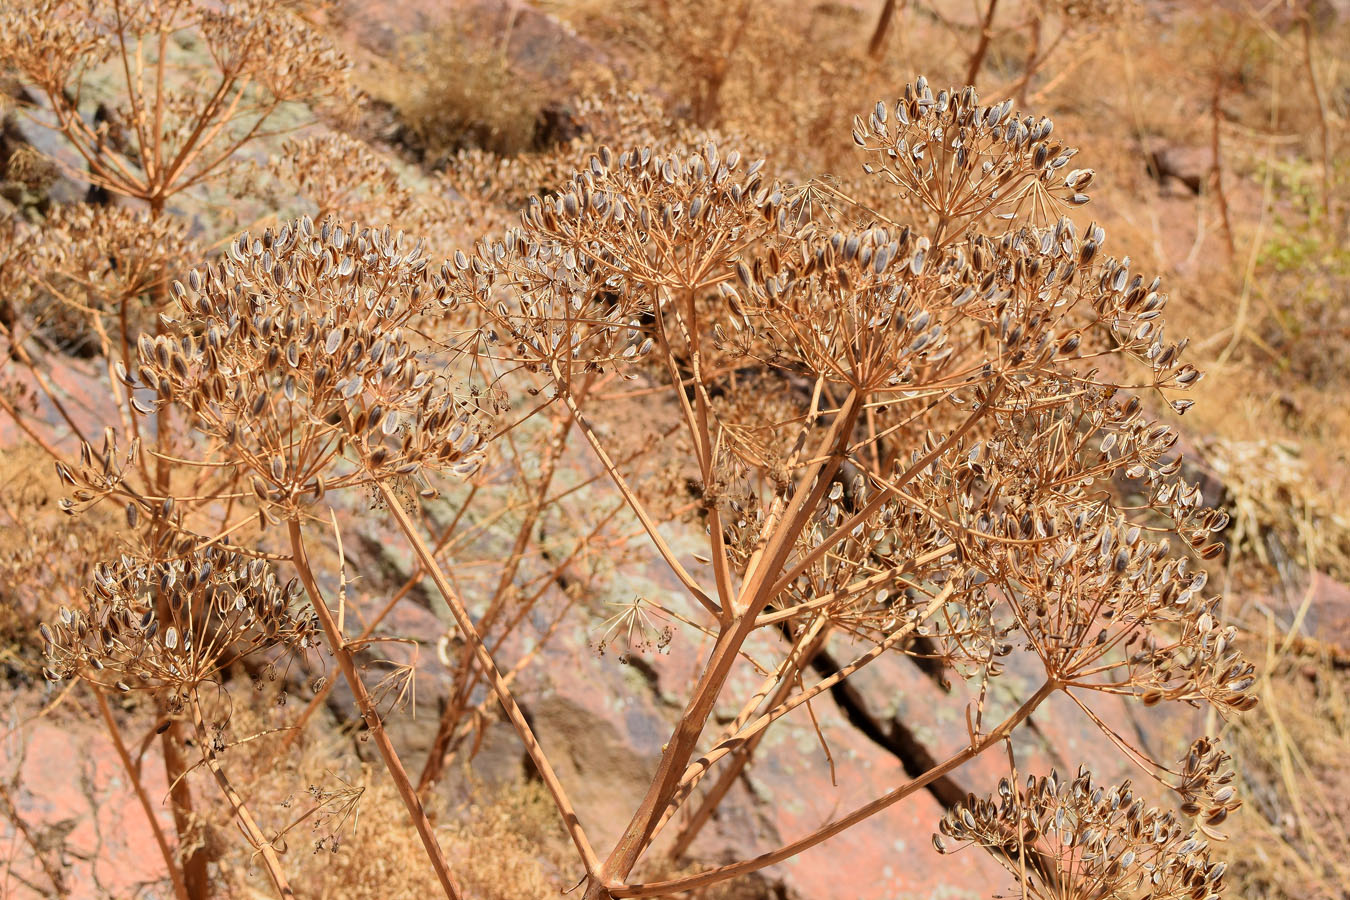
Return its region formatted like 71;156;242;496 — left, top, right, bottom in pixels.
148;400;210;900
612;679;1059;897
286;518;464;900
94;687;191;900
665;620;831;859
157;652;209;899
965;0;1000;86
377;480;602;879
659;586;953;834
867;0;901;58
585;393;865;898
186;691;294;900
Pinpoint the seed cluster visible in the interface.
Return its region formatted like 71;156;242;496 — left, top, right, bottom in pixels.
450;141;780;375
40;547;318;697
122;217;488;517
1;206;195;354
937;767;1231;900
853;79;1093;237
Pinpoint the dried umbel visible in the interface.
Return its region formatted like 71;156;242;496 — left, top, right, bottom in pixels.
936;767;1229;900
590;597;676;662
1055;0;1127;25
454;141;783;377
566;89;753;163
40;546;318;696
4;205;196;355
1173;738;1242;827
1;141;60;205
53;429;140;517
0;0;352;208
198;0;351;105
931;386;1254;711
419;146;581;245
852;79;1093;244
126;216;488;517
269;133;417;225
730;213;1192;397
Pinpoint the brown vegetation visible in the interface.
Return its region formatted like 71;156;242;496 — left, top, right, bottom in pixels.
1;1;1346;899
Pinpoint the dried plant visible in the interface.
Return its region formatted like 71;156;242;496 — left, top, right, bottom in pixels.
266;133;417;226
936;762;1233;900
1;204;194;358
39;547;319;697
425;77;1258;899
1;20;358;887
0;0;1283;890
40;546;319;897
1199;437;1350;580
11;205;634;899
0;0;353;215
131;218;488;504
375;22;548;162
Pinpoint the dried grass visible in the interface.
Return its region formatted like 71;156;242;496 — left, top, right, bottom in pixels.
1221;634;1350;900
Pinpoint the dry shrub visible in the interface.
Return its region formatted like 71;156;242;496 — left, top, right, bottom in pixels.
377;24;549;161
439;781;576;899
213;695;572;900
1250;201;1350;392
549;0;866;172
1200;438;1350;581
249;775;582;900
204;689;442;900
0;136;60;216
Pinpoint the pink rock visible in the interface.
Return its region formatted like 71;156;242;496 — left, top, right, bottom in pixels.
5;713;178;899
